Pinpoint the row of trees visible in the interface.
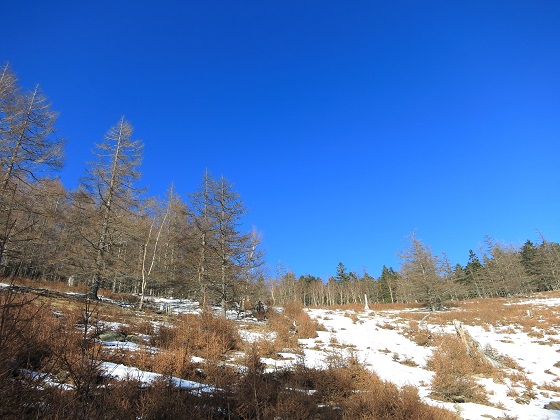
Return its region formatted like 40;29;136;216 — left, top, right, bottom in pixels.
270;234;560;310
0;63;265;315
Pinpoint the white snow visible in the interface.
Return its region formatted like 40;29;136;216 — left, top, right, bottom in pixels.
100;362;217;395
8;284;560;418
97;294;560;418
296;304;560;419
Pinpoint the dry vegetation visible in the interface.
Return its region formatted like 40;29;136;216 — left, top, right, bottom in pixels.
0;284;460;419
5;281;560;418
427;334;493;404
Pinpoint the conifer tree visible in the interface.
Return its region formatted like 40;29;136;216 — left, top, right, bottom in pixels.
378;265;398;303
79;117;143;299
398;234;450;311
0;64;65;270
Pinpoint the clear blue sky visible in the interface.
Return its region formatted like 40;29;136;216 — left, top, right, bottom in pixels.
2;1;559;279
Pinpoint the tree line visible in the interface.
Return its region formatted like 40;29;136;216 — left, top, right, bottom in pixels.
270;234;560;310
0;63;265;315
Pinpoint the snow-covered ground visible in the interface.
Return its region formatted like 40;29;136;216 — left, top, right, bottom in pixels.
6;283;559;419
298;306;560;420
100;362;217;395
116;296;560;419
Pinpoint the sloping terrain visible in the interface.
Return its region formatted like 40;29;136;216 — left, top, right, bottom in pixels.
2;281;560;419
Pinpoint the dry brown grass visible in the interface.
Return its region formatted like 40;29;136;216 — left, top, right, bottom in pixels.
0;285;462;419
321;302;366;311
422;297;560;336
403;320;435;347
10;276;88;294
344;311;360;324
230;347;459;420
148;308;241;378
428;334;493;403
377;321;398;330
265;301;324;353
541;381;560;393
0;288;114;418
293;356;458;419
98;289;141;305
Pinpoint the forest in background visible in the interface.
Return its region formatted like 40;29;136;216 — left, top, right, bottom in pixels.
1;62;559;313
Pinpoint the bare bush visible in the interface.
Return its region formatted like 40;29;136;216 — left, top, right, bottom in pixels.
267;301;323;352
428;334;490;403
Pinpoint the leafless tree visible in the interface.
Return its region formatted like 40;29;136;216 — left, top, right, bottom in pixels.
0;64;65;271
188;169;215;304
78;117;143;299
398;234;451;311
481;237;528;297
211;176;251;317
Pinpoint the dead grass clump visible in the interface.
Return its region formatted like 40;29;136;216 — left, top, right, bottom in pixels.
503;370;536;393
428;334;491;403
344;311;360;324
399;356;419;367
235;343;281;419
99;289;141;305
527;328;545;339
403;320;435;347
499;354;525;371
541;382;560;392
291;357;458;419
282;301;324;337
153;308;241;364
344;381;459;420
267;301;323;351
378;321;397;330
134;319;156;336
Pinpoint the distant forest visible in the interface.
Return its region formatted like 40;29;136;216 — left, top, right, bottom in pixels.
1;63;559;312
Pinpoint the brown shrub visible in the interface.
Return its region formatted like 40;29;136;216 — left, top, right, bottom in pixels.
345;311;360;324
403;320;435;347
283;301;324;338
153;309;240;360
152;348;196;378
0;291;58;417
428;334;490;403
235;343;280;419
541;382;560;392
281;357;458;419
344;381;459;420
267;301;323;352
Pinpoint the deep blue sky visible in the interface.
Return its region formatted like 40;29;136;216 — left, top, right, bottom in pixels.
2;1;559;279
